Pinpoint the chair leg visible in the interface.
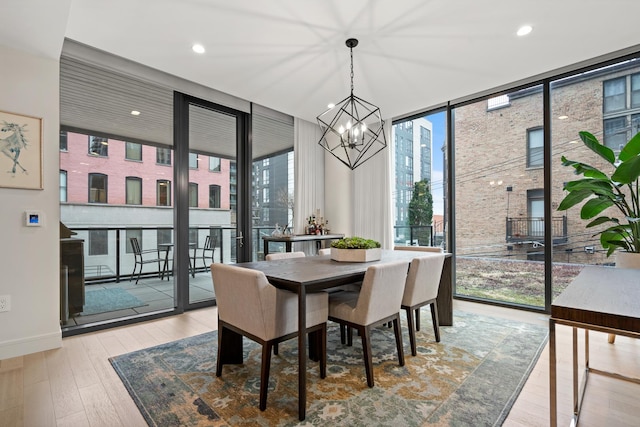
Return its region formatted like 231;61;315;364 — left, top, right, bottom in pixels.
360;326;375;387
135;264;142;285
259;342;272;411
347;326;353;346
340;324;346;344
273;343;279;355
319;324;327;379
392;317;405;367
216;326;225;377
415;308;421;331
405;307;417;357
430;301;440;343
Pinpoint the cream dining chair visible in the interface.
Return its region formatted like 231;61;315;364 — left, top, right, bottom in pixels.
401;253;446;356
328;260;410;387
210;263;328;411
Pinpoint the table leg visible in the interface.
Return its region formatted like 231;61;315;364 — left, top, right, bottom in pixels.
264;240;269;257
298;287;307;421
549;318;557;427
286;241;292;252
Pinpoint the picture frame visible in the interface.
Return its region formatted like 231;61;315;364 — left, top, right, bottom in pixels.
0;110;43;190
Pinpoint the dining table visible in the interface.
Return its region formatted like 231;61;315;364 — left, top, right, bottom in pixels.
158;242;197;279
234;249;453;420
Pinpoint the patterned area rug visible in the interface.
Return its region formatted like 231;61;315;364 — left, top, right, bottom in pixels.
110;310;547;426
81;287;146;316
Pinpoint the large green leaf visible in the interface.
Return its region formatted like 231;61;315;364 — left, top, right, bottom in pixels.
560;157;609;179
611;155;640;184
563;179;615;196
586;216;618;228
579;131;616;164
557;188;595;211
618;131;640;161
580;196;614;219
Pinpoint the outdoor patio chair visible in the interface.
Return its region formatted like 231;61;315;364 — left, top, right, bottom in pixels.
328;260;409;387
129;237;164;284
210;263;328;411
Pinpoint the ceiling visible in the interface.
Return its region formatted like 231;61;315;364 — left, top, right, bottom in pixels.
4;0;640;123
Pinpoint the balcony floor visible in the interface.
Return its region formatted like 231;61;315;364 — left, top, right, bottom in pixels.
63;269;215;326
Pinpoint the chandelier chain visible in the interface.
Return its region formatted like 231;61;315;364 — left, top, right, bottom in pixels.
350;46;354;95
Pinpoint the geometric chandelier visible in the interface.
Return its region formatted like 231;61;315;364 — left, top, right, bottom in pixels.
317;38;387;170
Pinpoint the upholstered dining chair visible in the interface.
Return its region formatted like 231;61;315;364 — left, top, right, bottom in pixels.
318;248;331;256
265;251;306;261
328;260;410;387
210;263;328;411
401;254;446;356
394;246;444;346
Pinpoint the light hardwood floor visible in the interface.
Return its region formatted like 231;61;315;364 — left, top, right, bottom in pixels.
1;300;639;426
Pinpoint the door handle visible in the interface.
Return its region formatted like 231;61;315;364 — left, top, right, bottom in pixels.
235;231;244;248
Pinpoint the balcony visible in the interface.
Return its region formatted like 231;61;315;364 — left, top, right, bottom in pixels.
506;216;567;244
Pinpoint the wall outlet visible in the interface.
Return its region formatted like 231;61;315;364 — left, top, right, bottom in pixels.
0;295;10;312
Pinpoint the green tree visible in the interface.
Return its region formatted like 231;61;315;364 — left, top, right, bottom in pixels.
408;179;433;225
408;179;434;245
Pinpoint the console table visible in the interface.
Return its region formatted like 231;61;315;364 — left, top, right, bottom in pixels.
549;266;640;426
262;233;344;256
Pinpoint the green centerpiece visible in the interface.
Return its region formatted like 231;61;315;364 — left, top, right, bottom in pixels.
330;236;382;262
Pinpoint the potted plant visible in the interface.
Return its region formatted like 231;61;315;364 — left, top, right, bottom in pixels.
330;236;382;262
557;130;640;267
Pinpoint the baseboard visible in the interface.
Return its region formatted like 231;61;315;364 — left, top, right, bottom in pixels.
0;329;62;360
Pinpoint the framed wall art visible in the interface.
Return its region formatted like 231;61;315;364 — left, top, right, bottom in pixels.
0;110;43;190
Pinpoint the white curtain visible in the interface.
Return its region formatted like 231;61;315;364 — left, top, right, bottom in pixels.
294;118;325;253
353;119;394;249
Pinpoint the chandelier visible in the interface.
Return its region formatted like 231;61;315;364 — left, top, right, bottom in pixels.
317;38;387;170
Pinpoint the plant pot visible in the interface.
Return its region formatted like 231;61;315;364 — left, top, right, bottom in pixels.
616;252;640;269
331;247;381;263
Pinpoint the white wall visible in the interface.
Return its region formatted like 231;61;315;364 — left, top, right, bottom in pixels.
0;45;62;358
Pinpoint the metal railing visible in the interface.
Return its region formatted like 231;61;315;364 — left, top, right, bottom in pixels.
506;216;567;243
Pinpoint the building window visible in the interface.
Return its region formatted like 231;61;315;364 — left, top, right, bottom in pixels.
157;229;172;246
263;187;269;203
88;173;108;203
157;180;171;206
126;177;142;205
60;170;67;202
89;136;108;156
125;142;142;161
604;117;628;150
209;156;221;172
209;185;221;208
632;73;640;108
60;130;68;151
88;229;108;256
157;147;171;165
263;208;269;223
527;127;543;168
189;183;198;207
603;77;626;113
189;152;198;169
527;189;544;238
189;228;198;246
125;229;142;254
262;169;269;185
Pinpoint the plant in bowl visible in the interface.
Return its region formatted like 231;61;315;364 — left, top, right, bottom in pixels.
330;236;382;262
557;130;640;266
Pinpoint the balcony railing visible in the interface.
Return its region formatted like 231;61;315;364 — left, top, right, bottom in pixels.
505;216;567;244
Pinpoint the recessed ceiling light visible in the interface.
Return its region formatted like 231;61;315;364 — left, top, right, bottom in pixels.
558;115;569;120
327;103;335;109
192;44;205;54
517;25;533;37
131;110;141;116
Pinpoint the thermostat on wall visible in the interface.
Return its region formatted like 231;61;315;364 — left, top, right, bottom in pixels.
25;211;42;227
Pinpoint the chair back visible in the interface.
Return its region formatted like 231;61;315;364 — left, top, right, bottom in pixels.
354;261;409;325
129;237;142;256
210;263;275;340
318;248;331;256
394;245;443;253
265;251;306;261
402;254;445;307
204;235;217;250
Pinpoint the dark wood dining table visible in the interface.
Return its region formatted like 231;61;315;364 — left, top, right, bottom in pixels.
234;249;452;420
